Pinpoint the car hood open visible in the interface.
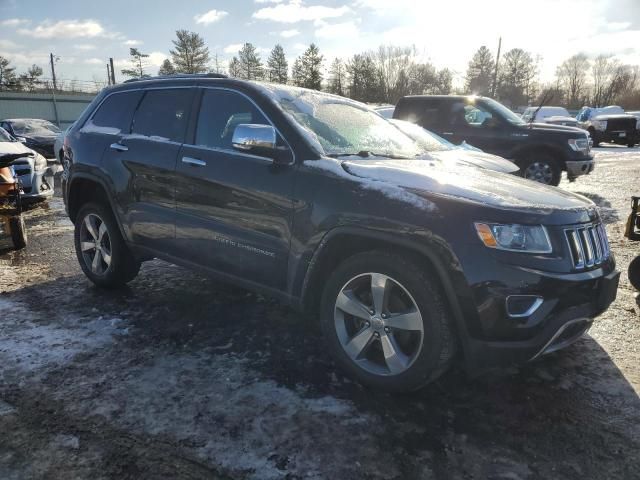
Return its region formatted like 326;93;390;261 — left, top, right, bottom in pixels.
429;149;519;174
340;158;593;211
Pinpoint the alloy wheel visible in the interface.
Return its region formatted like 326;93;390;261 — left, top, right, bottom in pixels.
79;213;112;276
524;162;553;184
334;273;424;376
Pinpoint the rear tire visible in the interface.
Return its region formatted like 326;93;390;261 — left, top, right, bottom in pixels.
629;256;640;291
9;215;27;250
74;202;140;288
518;153;561;186
320;251;456;392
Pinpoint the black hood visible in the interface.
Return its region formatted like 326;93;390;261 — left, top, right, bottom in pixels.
26;135;57;145
522;123;586;135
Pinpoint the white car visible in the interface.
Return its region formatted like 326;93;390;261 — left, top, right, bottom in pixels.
389;119;519;174
521;106;578;127
0;127;54;201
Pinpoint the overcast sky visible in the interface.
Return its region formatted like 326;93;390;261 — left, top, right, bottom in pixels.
1;0;639;87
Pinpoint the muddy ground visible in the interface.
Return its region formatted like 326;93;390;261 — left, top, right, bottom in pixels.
1;148;639;480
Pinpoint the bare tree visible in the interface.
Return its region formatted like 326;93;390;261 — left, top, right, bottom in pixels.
328;58;347;96
556;53;590;108
18;64;43;91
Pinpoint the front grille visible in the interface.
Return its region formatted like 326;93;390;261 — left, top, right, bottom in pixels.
606;118;636;132
565;223;610;269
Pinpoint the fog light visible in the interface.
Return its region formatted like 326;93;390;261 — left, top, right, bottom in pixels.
506;295;543;318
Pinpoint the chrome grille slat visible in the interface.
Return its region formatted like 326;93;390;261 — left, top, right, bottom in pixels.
565;223;610;270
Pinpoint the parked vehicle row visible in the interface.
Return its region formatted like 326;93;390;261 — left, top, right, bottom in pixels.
0;118;60;158
61;74;619;392
392;95;594;186
576;106;638;147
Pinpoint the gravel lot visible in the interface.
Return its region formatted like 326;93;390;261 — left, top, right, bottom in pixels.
1;147;639;480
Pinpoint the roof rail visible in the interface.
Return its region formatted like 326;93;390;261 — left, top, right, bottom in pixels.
122;73;228;83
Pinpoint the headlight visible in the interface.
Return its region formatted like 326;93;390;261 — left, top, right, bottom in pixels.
475;223;552;253
568;138;589;152
593;119;607;131
34;153;47;170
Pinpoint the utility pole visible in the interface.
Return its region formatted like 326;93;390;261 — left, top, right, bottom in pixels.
49;53;58;91
49;52;60;127
106;64;111;85
491;37;501;98
109;57;116;85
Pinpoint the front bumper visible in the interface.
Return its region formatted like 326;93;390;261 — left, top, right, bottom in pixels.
463;269;619;371
566;159;595;178
14;165;55;201
594;130;637;145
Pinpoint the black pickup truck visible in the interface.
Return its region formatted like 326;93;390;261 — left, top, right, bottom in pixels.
393;95;594;186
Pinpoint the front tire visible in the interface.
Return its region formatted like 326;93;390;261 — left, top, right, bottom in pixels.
74;202;140;288
9;215;27;250
518;153;561;186
320;251;456;392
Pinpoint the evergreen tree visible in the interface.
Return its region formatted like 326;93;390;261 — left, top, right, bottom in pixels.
121;48;150;78
267;44;288;84
18;64;43;91
158;59;176;76
328;58;346;96
497;48;538;107
291;57;303;86
170;30;210;74
298;43;323;90
228;57;241;78
465;46;495;96
237;43;263;80
0;56;17;91
347;54;381;102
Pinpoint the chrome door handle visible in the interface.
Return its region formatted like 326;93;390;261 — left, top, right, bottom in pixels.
182;156;206;167
110;143;128;152
442;132;454;136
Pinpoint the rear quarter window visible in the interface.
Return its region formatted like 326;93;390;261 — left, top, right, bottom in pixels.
91;91;143;133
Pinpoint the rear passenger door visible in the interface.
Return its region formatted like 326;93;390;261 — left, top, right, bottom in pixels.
101;87;194;252
174;88;296;290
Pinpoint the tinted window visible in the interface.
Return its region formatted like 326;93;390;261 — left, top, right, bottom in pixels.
92;91;143;132
132;89;192;142
394;98;441;129
195;89;269;149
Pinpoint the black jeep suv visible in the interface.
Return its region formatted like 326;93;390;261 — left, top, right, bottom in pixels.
393;95;594;186
62;75;619;392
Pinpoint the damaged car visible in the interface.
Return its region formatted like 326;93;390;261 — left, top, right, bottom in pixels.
63;75;619;392
0;118;60;159
0;127;55;202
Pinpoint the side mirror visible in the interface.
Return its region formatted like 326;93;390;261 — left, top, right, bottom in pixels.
16;137;27;143
232;124;293;165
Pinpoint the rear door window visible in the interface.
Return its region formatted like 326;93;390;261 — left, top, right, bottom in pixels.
194;89;270;150
131;89;193;142
91;91;143;133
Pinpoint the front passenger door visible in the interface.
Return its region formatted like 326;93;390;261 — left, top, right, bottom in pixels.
174;88;296;291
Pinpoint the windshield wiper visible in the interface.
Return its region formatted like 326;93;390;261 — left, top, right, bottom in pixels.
530;90;553;127
327;150;410;159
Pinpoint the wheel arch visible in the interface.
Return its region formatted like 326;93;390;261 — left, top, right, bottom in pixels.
511;143;568;170
299;227;472;356
67;174;128;240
